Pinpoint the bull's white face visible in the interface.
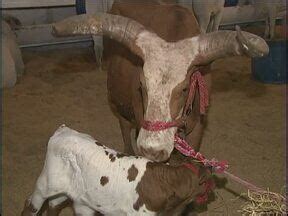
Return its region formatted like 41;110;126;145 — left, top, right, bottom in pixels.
136;32;198;162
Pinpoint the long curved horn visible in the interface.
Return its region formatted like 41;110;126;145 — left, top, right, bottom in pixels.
192;26;269;65
52;13;146;58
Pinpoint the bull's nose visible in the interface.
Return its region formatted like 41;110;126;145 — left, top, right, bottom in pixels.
154;150;169;162
139;147;169;162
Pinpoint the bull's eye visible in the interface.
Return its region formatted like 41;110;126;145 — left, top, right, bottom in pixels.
182;88;188;93
139;81;143;89
139;81;147;94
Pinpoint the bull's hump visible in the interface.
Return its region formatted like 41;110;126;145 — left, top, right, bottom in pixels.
141;46;194;80
136;31;196;61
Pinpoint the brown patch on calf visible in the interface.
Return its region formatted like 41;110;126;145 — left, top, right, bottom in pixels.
135;162;203;212
109;154;116;162
116;152;126;158
100;176;109;186
95;141;103;147
47;198;72;216
127;164;138;182
133;197;144;211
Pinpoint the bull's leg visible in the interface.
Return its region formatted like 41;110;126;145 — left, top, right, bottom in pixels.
119;116;135;155
73;203;94;216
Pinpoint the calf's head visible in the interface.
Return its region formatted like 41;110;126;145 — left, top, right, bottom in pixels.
53;14;268;161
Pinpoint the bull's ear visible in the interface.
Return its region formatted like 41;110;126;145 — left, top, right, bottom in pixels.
131;70;145;129
192;26;269;66
52;13;146;59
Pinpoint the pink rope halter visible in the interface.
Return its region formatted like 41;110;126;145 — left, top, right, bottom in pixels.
184;70;209;115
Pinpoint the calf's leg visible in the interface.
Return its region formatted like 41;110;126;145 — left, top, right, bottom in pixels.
73;203;94;216
21;175;48;215
46;196;71;216
22;163;66;215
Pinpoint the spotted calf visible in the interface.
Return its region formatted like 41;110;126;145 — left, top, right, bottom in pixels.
21;125;211;216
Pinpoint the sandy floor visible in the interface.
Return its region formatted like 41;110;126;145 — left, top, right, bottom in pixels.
2;46;285;215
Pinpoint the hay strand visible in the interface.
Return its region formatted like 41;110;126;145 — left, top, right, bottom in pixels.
239;189;287;215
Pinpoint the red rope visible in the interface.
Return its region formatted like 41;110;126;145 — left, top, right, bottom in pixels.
175;135;228;173
183;163;199;176
183;71;209;115
183;163;216;204
142;120;178;131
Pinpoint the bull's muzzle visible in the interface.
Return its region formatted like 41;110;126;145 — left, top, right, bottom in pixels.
137;128;175;162
138;146;169;162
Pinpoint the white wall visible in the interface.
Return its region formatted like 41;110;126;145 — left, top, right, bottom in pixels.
1;0;74;8
2;7;76;26
3;2;285;47
221;5;285;26
2;5;78;47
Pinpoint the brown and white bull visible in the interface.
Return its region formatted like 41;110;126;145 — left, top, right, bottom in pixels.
53;1;268;162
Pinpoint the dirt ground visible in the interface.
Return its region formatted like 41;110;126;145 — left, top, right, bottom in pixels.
2;44;285;215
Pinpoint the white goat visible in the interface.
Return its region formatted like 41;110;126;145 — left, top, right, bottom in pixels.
238;0;286;39
1;17;24;88
21;125;211;216
177;0;225;33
